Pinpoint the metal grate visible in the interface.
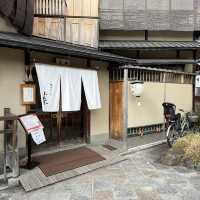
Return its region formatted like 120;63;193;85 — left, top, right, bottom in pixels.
128;123;165;137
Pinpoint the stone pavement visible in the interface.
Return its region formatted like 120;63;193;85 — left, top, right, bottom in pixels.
1;144;200;200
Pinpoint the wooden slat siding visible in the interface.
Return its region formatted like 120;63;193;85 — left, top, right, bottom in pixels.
110;81;123;140
122;68;194;85
83;0;90;16
34;0;99;17
33;0;99;48
64;18;98;48
33;17;64;41
71;21;80;44
34;0;65;16
65;0;98;17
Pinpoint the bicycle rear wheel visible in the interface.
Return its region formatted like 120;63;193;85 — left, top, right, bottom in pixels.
167;124;179;147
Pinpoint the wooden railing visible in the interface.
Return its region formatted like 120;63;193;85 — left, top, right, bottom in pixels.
34;0;67;16
110;66;194;84
0;108;19;185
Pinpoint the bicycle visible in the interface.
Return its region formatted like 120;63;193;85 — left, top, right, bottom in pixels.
162;102;199;147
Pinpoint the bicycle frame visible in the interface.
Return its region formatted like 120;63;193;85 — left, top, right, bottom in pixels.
180;114;190;135
166;110;189;138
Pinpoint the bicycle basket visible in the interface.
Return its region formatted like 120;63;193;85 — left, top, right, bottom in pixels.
162;102;176;121
187;112;199;123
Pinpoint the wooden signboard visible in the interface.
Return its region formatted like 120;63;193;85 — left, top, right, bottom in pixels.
21;84;36;105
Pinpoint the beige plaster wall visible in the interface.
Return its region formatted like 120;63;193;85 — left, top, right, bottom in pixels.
128;82;165;127
100;30;145;41
185;64;193;73
128;82;193;128
0;48;26;152
140;51;177;59
90;61;109;136
0;17;16;33
100;31;193;42
148;31;193;41
165;84;193;112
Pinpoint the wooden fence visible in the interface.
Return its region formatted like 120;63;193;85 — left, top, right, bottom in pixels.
34;0;99;17
34;0;67;16
0;108;19;184
110;66;194;84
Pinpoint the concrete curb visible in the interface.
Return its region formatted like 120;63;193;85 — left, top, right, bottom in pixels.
0;176;19;191
120;140;167;156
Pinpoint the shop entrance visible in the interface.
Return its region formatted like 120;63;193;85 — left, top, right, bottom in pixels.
30;67;90;152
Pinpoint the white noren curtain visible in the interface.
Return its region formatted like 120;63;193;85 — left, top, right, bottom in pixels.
35;63;61;112
81;70;101;110
36;64;101;112
61;68;82;111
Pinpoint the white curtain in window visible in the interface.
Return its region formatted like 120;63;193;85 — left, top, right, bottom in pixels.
81;69;101;110
35;63;61;112
61;67;82;111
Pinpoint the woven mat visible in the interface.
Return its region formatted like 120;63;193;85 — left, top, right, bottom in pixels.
35;147;105;177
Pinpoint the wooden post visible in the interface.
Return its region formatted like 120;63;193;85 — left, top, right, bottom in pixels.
12;120;19;178
123;67;128;150
3;108;9;183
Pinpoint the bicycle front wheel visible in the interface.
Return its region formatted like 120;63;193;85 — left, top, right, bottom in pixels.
167;124;179;147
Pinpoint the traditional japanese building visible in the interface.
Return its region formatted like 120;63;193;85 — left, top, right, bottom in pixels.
0;1;199;180
99;0;200;143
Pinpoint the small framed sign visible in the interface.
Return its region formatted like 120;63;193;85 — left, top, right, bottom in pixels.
21;84;36;105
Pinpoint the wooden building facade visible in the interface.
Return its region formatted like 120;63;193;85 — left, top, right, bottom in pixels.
0;0;200;157
33;0;99;48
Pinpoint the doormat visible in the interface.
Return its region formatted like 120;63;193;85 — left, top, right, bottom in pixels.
34;147;105;177
102;145;117;151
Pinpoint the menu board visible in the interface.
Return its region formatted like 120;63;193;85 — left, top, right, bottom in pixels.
19;114;44;133
19;114;46;145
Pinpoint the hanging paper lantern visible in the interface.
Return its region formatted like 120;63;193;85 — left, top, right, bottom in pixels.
130;81;144;97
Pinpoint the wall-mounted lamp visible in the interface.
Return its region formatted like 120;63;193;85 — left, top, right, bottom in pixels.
129;80;144;97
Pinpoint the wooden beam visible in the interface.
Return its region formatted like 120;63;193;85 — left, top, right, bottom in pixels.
176;50;180;58
122;68;128;149
145;30;148;41
24;49;31;65
136;50;140;59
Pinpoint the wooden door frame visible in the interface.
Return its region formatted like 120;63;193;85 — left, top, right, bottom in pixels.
81;84;91;144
